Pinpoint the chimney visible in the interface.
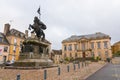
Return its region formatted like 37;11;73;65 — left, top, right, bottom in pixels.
25;30;28;38
4;23;10;35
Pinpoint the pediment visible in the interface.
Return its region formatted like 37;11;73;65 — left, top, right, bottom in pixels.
78;36;88;42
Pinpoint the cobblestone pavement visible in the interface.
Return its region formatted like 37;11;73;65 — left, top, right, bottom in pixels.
0;62;106;80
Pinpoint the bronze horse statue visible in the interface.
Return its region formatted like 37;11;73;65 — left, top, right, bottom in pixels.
29;16;46;40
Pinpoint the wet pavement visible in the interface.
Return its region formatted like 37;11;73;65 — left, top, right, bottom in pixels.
86;57;120;80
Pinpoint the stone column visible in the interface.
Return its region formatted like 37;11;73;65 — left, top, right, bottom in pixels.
31;33;35;38
25;30;28;38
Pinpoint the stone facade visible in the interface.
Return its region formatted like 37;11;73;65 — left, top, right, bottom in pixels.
62;32;112;60
0;32;9;63
3;23;25;61
51;50;62;64
112;41;120;54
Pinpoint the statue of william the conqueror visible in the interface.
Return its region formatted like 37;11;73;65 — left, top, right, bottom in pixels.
28;7;46;40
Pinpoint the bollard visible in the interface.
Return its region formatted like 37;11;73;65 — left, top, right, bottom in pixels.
84;62;86;67
44;70;47;80
78;63;80;69
85;62;86;67
87;62;89;66
74;64;76;71
16;74;20;80
67;65;70;72
58;67;60;75
82;62;84;67
85;62;87;67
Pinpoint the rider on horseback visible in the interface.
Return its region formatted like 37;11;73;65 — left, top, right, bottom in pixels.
29;16;46;40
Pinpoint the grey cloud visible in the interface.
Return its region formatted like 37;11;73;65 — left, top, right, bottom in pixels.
0;0;120;49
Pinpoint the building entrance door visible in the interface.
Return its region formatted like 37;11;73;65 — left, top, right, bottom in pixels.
83;52;86;58
3;56;7;63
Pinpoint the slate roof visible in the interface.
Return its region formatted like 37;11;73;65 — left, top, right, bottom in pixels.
0;32;9;45
7;29;25;39
62;32;111;43
52;49;62;55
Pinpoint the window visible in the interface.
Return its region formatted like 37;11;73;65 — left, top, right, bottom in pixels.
13;46;16;53
104;41;108;48
70;53;72;57
0;37;2;42
64;45;67;51
0;48;2;55
82;43;85;50
68;44;72;51
74;44;78;50
91;42;94;49
14;38;17;46
20;41;22;47
98;51;101;56
4;47;8;52
97;42;101;49
75;53;77;58
64;53;66;58
91;52;94;57
105;51;108;57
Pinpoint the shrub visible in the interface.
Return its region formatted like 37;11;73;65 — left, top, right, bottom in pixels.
64;57;70;62
113;51;120;57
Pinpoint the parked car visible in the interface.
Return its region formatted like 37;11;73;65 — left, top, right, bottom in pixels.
5;60;14;66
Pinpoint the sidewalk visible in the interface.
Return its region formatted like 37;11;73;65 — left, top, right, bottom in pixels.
56;61;106;80
83;61;107;80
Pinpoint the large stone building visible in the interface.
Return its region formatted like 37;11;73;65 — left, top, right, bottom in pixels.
62;32;112;60
0;32;9;63
3;23;25;61
112;41;120;54
50;50;62;64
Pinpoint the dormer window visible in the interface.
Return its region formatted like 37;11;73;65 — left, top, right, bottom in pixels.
10;29;14;34
20;33;24;38
15;32;19;36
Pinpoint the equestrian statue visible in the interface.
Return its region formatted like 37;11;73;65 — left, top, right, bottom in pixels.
28;16;46;40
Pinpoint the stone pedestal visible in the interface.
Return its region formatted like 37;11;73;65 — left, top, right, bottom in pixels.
13;37;53;67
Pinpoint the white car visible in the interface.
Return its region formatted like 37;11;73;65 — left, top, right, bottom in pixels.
5;60;14;66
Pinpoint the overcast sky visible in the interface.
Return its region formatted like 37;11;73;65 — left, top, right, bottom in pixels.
0;0;120;49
